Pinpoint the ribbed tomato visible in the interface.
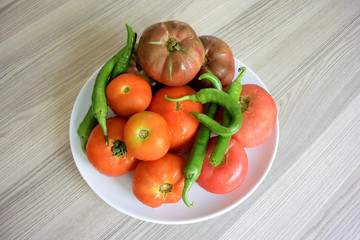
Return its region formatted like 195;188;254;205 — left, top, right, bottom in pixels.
147;85;204;153
137;20;205;86
190;35;235;90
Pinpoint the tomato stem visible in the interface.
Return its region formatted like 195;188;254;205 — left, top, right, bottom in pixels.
238;95;251;112
121;85;130;93
111;140;127;157
159;183;173;197
175;101;181;111
138;129;150;140
167;38;181;52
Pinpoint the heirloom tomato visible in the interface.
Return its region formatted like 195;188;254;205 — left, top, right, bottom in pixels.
147;85;204;153
191;35;235;90
86;117;138;177
196;137;248;194
132;153;186;208
233;84;277;148
106;73;152;117
137;20;205;86
124;111;170;161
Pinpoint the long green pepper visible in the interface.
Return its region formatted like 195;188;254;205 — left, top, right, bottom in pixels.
110;24;137;81
91;52;121;146
78;23;136;150
210;67;246;166
165;84;243;208
179;73;223;208
92;24;136;146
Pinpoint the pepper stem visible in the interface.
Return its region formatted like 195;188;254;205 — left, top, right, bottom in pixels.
182;179;194;208
234;66;246;83
164;94;198;103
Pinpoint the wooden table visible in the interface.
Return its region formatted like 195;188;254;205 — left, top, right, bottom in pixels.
1;0;359;239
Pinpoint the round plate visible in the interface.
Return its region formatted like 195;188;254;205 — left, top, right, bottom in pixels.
69;58;279;224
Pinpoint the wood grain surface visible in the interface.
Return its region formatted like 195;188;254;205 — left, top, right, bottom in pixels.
1;0;359;239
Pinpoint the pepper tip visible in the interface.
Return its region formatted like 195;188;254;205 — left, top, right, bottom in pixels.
105;135;109;146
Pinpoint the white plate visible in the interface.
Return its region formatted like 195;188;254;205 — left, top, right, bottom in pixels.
69;58;279;224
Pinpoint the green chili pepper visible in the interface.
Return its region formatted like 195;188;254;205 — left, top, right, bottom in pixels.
91;23;136;146
110;24;137;81
181;73;222;208
164;88;242;137
77;105;98;153
210;67;246;167
78;24;136;150
91;53;121;146
76;49;123;152
77;24;136;149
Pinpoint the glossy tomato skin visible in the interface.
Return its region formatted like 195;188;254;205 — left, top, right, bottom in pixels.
147;85;204;153
191;35;235;90
196;137;248;194
124;111;170;161
106;73;152;117
86;117;138;177
137;20;205;86
233;84;277;148
132;153;186;208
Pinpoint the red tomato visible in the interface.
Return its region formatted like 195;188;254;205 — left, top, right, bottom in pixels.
233;84;277;148
196;137;248;194
106;73;152;117
132;153;186;208
124;111;170;161
147;85;204;153
86;117;138;177
137;20;205;86
191;35;235;90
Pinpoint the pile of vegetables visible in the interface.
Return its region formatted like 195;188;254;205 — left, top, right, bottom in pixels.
77;21;277;208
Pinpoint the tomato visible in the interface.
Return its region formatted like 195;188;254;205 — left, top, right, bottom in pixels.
190;35;235;90
147;85;204;153
196;137;248;194
106;73;152;117
132;153;186;208
137;20;205;86
124;111;171;161
86;117;138;177
233;84;277;148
